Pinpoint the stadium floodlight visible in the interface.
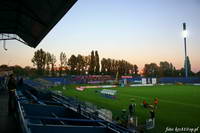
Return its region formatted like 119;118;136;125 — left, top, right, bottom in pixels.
183;22;187;37
182;22;188;78
183;30;188;38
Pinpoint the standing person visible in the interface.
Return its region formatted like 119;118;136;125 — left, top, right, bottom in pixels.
154;97;159;109
120;109;128;127
142;100;148;108
17;77;24;89
149;109;155;120
128;99;137;129
7;74;17;115
129;98;136;117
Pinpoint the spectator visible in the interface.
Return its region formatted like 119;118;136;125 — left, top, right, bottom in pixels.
7;74;17;115
149;109;155;120
120;109;128;127
129;98;136;116
154;97;159;109
17;77;24;89
142;100;148;108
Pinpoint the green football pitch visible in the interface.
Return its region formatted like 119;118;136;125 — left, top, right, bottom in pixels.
49;84;200;133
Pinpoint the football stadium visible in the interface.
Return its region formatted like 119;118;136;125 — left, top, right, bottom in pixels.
50;82;200;133
0;1;200;133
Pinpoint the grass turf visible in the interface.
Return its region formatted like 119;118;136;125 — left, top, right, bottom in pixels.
49;84;200;133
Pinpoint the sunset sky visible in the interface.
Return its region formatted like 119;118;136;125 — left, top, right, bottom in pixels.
0;0;200;72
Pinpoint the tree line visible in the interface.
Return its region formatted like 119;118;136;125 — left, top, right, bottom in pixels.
30;48;196;77
101;58;138;76
0;49;199;77
31;49;139;76
142;58;194;77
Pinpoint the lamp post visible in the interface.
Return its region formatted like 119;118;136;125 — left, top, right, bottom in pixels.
183;22;188;78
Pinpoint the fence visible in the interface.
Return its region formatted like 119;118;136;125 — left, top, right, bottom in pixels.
123;77;200;84
43;77;71;85
158;77;200;83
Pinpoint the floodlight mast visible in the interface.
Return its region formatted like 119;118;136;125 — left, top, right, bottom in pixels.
183;22;188;78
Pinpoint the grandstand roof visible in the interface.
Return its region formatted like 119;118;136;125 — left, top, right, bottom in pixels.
0;0;77;48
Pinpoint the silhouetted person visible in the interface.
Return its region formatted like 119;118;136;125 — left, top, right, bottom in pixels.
150;109;155;120
154;97;159;109
142;100;148;108
7;74;17;115
120;109;128;127
17;77;24;89
129;99;136;116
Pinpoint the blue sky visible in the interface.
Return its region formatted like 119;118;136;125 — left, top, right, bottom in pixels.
0;0;200;72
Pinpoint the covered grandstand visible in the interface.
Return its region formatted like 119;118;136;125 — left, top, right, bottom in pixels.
0;0;77;48
0;0;79;133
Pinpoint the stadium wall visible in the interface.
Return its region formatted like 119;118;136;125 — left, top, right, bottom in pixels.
126;77;200;84
158;77;200;83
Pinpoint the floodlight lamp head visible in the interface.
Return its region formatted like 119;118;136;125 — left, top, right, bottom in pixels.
182;22;187;38
183;30;188;38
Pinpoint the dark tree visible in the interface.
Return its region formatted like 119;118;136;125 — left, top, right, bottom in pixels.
95;51;100;74
101;58;107;74
196;71;200;77
159;61;175;77
50;54;57;76
0;64;9;70
143;63;159;77
76;54;85;75
133;65;139;75
12;65;24;76
31;49;46;75
83;55;91;74
89;51;95;74
59;52;67;76
68;55;77;75
45;52;51;76
101;58;135;76
24;66;35;77
184;56;194;76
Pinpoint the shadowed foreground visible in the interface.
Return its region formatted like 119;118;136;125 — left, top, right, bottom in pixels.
0;89;21;133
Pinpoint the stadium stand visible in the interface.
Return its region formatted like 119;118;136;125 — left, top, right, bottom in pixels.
14;82;136;133
43;77;71;85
